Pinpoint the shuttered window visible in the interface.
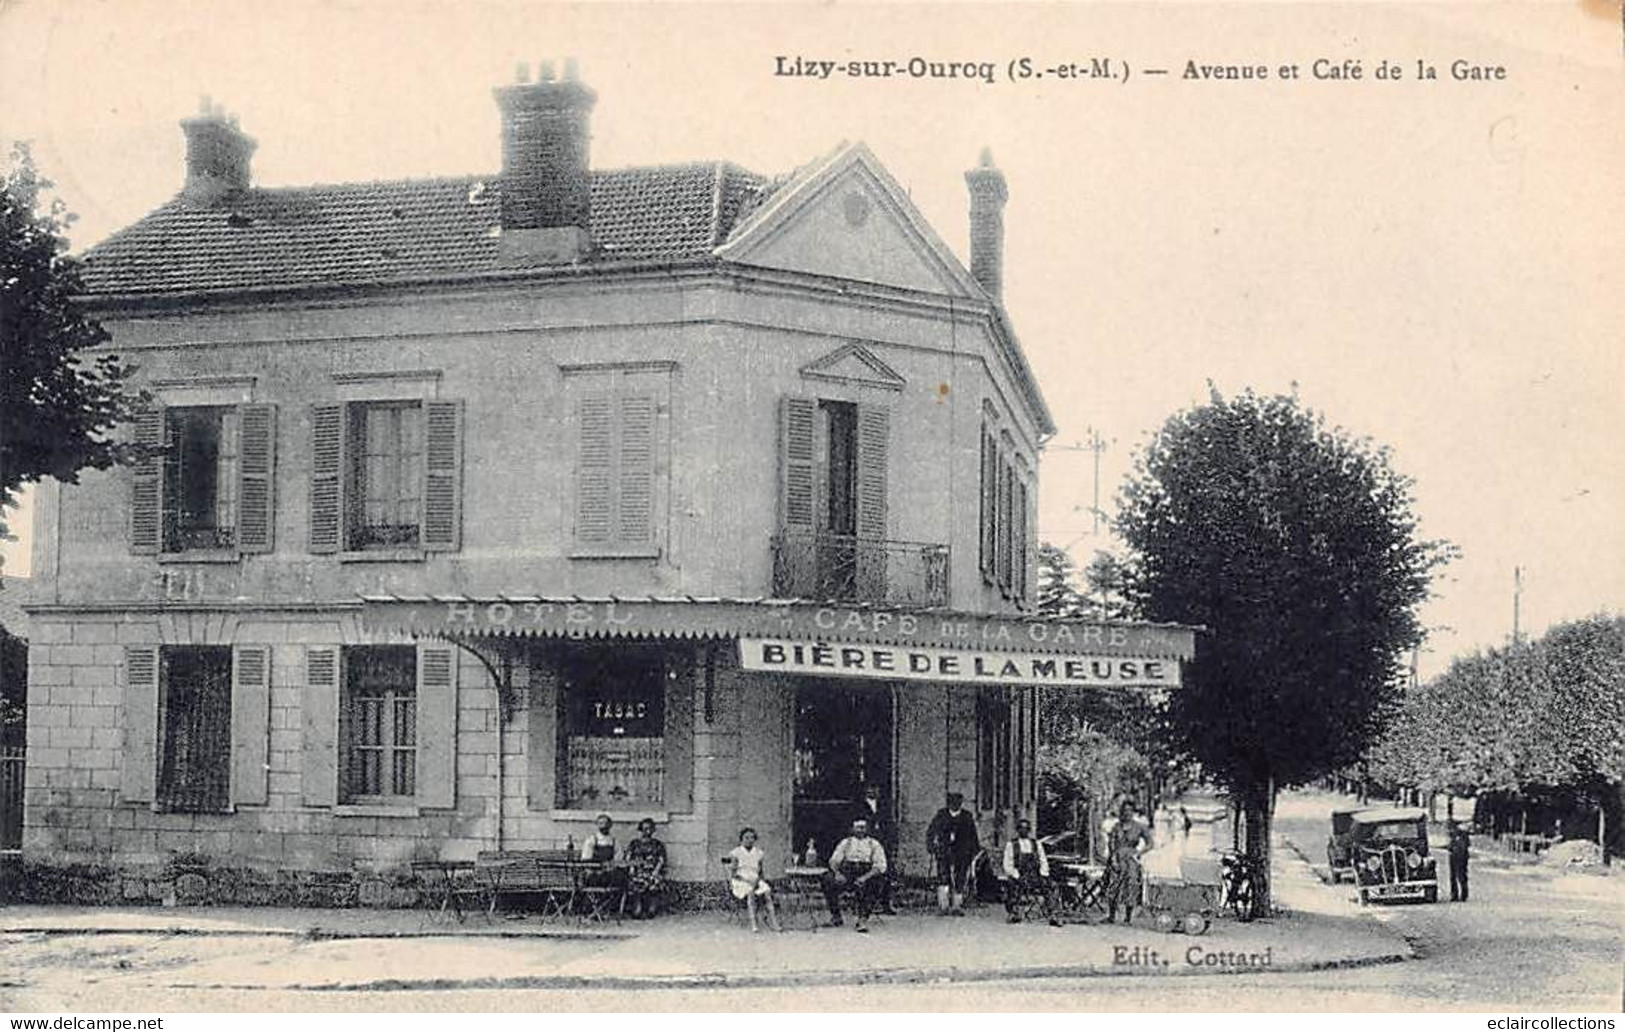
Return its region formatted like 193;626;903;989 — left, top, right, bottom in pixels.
156;646;234;813
308;399;461;554
131;403;275;556
978;425;997;583
573;391;659;553
341;646;418;802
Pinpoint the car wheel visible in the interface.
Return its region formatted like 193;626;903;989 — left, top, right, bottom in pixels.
1154;911;1177;934
1182;912;1210;936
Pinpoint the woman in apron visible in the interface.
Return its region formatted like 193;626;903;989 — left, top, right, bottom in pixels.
1105;800;1151;924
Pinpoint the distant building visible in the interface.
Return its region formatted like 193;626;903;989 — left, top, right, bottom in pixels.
23;68;1194;903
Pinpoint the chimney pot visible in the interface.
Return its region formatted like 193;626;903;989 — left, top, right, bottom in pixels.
964;148;1008;300
539;59;556;81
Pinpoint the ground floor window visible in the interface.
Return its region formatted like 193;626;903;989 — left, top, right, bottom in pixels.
556;646;666;809
342;646;417;802
157;646;233;813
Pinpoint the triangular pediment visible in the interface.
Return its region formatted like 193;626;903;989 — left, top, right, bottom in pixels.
718;143;981;298
800;342;908;391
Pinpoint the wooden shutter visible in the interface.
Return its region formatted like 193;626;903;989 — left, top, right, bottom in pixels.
995;454;1013;589
308;404;345;553
422;400;463;552
979;427;997;583
130;407;165;555
618;394;655;545
1023;477;1038;606
119;646;160;803
855;404;890;598
416;644;457;809
575;394;614;545
527;657;558;811
237;404;276;554
1012;478;1028;602
663;651;694;813
778;396;818;530
302;646;340;806
230;645;271;806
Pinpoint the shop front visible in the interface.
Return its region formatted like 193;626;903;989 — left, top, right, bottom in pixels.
358;595;1197;884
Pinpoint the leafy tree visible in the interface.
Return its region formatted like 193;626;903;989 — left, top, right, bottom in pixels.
1116;388;1448;911
1;143;139;549
1370;615;1625;860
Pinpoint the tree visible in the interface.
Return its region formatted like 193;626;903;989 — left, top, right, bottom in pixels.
1036;543;1087;617
1;143;139;548
1116;388;1448;911
1370;615;1625;860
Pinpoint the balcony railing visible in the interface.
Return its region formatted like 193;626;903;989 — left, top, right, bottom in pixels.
771;532;950;607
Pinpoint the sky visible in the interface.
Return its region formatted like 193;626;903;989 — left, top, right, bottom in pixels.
2;1;1621;678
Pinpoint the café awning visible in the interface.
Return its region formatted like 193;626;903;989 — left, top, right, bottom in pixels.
359;594;1198;689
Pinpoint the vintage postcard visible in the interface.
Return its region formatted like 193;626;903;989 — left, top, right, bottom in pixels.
0;0;1620;1016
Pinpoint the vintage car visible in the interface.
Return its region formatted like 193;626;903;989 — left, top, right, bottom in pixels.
1326;808;1364;882
1350;808;1439;904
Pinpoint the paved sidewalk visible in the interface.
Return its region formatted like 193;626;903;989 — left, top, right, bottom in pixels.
1;828;1410;991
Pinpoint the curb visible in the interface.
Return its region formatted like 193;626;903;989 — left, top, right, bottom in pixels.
162;951;1413;994
0;924;632;942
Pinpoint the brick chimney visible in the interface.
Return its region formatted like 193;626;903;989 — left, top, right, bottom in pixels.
493;59;596;265
964;147;1008;300
180;98;256;204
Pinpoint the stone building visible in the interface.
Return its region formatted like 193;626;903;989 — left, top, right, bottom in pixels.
22;67;1194;902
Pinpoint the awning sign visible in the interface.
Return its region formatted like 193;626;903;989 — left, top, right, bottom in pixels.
739;638;1181;688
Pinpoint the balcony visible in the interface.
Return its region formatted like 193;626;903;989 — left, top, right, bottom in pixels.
771;532;950;607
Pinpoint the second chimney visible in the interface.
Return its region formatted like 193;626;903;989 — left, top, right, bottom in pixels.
180;99;256;204
964;147;1007;300
494;60;597;265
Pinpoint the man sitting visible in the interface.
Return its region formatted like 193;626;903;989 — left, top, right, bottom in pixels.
1002;819;1063;927
822;817;889;933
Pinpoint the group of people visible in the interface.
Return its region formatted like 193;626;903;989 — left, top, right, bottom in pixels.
575;813;669;920
576;793;1161;932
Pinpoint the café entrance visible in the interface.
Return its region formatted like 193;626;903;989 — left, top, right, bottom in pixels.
791;680;894;861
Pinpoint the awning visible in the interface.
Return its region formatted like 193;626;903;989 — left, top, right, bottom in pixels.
359;593;1198;663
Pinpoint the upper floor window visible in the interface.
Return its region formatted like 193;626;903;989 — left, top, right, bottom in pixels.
351;401;424;548
308;399;463;555
130;403;276;557
978;419;1034;606
564;364;672;558
166;407;239;551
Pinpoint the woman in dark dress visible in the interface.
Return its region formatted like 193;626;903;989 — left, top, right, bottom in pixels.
625;817;667;918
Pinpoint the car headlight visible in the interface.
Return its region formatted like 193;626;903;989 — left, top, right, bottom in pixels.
1365;856;1382;872
1407;851;1422;869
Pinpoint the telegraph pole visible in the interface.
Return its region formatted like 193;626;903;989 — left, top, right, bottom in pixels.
1512;565;1523;646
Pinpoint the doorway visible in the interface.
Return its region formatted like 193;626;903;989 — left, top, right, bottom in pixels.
792;680;893;861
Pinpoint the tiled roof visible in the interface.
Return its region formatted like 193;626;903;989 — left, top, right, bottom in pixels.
78;163;775;298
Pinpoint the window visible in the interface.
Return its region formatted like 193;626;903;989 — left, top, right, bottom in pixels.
341;646;417;802
130;403;275;556
350;401;424;548
822;400;859;536
978;417;1033;605
164;407;238;551
156;646;233;813
976;685;1012;811
556;646;666;809
574;392;658;553
308;399;462;555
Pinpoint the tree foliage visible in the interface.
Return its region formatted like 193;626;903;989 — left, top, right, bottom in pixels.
1369;615;1625;795
1;143;139;545
1115;388;1448;893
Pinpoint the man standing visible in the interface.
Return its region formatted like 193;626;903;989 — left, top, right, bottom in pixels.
1448;820;1471;902
854;784;897;914
927;792;980;916
1002;818;1063;926
823;817;889;932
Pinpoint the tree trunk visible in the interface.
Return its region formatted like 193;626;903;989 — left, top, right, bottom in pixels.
1239;778;1274;917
